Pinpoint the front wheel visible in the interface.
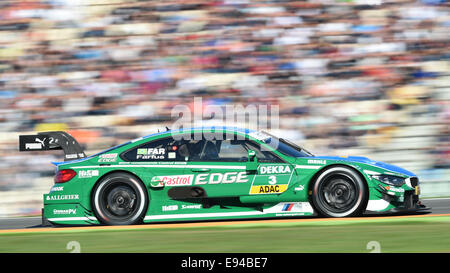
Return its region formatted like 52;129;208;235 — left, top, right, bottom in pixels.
311;166;368;217
92;172;148;225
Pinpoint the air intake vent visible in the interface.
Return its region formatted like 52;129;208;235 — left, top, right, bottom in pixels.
410;177;419;187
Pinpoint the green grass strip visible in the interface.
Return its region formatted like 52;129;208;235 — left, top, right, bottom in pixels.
0;215;449;253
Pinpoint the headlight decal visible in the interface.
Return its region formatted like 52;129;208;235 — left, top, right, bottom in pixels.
371;174;406;187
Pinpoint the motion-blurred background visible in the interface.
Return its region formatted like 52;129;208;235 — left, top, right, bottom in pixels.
0;0;448;217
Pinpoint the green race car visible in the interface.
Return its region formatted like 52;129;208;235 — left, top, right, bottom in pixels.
19;127;428;226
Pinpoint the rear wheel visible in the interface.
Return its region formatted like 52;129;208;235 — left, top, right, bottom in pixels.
92;172;148;225
312;166;367;217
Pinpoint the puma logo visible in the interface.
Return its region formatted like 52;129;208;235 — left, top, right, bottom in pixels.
35;138;46;147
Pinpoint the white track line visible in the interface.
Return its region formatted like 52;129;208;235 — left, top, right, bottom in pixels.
422;197;450;201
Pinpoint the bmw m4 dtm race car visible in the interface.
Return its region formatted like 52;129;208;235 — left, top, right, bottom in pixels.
19;127;428;226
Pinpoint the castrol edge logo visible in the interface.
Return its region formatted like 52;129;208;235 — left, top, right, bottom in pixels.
154;172;249;187
154;174;194;187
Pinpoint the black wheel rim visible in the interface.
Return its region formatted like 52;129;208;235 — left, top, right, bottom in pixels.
100;183;139;220
318;174;358;214
106;186;136;217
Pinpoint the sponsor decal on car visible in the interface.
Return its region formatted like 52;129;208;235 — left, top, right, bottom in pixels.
387;187;405;194
250;184;288;194
259;165;291;174
66;154;79;159
248;165;294;195
46;194;80;201
25;142;43;150
136;148;166;160
182;204;202;209
264;202;314;214
153;174;194;187
53;209;77;215
194;172;248;185
50;186;64;192
282;203;295;211
162;205;178;211
24;137;48;150
307;159;326;164
98;153;117;163
78;170;99;178
153;172;250;187
161;204;202;212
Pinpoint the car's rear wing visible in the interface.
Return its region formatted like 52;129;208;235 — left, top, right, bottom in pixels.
19;131;86;161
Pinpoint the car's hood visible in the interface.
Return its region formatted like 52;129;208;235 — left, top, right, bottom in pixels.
307;156;416;177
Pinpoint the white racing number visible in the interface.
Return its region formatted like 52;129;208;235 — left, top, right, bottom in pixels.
268;175;277;185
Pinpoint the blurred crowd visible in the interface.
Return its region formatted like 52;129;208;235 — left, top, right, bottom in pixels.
0;0;449;215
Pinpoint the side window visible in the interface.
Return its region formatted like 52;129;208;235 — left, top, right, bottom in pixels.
121;137;186;162
185;138;283;163
177;139;204;161
123;135;284;163
201;140;248;162
218;140;248;161
243;140;283;163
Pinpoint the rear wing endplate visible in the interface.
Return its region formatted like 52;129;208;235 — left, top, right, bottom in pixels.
19;131;86;161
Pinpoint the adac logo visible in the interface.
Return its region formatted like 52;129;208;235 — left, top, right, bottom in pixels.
250;184;288;194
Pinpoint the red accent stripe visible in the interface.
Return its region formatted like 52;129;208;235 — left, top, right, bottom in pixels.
287;203;294;211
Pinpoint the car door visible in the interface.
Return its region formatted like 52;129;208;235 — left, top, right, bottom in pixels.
182;137;250;198
244;139;296;196
183;134;297;198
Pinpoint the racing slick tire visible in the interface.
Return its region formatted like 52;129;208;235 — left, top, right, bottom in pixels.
311;166;368;218
92;172;148;225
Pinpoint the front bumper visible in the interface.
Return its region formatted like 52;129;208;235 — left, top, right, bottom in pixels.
366;188;431;215
387;191;431;213
387;203;430;214
366;173;431;213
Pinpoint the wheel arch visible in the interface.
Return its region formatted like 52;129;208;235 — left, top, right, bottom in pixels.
90;169;150;225
91;170;148;197
307;163;370;212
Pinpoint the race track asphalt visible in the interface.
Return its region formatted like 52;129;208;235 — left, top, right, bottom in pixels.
0;198;448;230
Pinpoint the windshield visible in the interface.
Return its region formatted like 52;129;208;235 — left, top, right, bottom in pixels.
248;131;314;158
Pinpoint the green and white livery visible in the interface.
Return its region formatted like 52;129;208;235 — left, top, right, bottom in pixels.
20;127;428;226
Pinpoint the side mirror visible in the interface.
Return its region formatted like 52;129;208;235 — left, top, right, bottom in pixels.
248;150;256;161
247;150;258;172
